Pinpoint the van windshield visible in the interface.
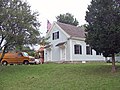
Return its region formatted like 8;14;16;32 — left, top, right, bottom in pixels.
22;52;29;57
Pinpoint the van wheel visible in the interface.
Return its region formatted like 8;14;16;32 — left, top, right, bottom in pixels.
2;61;8;66
23;61;29;65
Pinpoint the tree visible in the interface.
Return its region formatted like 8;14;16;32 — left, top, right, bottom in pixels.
56;13;79;26
85;0;120;72
0;0;40;61
39;36;50;46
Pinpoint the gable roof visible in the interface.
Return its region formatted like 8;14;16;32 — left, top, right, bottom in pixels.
56;22;85;38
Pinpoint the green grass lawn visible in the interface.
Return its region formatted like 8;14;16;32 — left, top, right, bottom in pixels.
0;62;120;90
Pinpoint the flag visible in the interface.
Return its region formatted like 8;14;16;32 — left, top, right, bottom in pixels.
47;20;51;32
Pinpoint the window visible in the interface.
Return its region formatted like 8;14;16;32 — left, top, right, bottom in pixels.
96;51;101;55
22;52;29;57
74;45;82;54
86;46;92;55
18;53;23;57
53;31;59;40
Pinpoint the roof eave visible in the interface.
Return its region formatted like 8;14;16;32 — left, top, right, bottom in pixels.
71;37;85;41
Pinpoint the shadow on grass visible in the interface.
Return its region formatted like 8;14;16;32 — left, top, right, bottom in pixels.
62;63;120;77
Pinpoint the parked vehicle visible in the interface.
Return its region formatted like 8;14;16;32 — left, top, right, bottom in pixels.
35;59;40;64
0;52;36;65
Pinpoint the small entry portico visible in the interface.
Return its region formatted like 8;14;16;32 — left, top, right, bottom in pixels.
56;42;66;61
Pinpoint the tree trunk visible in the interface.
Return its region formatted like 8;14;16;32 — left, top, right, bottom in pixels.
111;53;116;72
0;46;7;62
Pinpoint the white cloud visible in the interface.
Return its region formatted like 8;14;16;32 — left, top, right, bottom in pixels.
26;0;91;36
24;0;92;50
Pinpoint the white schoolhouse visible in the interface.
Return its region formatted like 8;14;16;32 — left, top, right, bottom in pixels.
44;22;105;62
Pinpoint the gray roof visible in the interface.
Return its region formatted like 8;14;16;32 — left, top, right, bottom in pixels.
56;22;85;38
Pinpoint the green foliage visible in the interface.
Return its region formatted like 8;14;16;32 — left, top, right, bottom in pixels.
16;45;36;57
1;63;120;90
116;52;120;56
34;52;40;59
27;51;35;57
0;0;40;61
40;36;50;46
56;13;79;26
85;0;120;56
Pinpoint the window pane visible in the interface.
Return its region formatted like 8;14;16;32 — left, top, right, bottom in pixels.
74;45;82;54
79;45;82;54
53;31;59;40
76;45;79;54
54;32;57;39
86;46;92;55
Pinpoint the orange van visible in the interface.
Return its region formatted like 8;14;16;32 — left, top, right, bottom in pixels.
0;52;36;65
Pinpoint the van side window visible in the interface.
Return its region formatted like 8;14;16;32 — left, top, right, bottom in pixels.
18;53;23;57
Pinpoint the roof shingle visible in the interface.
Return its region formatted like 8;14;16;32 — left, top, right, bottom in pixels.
56;22;85;38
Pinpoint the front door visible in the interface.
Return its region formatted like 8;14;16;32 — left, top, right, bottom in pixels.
61;47;66;61
17;53;25;64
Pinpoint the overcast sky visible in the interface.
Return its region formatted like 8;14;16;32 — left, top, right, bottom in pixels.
25;0;92;50
26;0;92;36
